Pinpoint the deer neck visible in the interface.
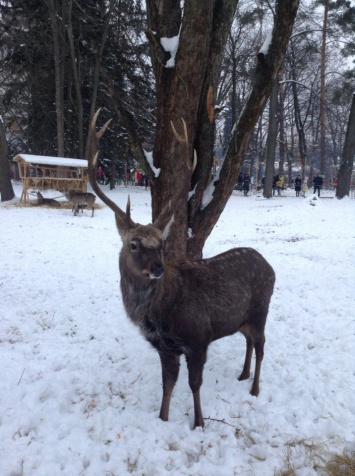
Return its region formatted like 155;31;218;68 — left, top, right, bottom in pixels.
119;262;166;325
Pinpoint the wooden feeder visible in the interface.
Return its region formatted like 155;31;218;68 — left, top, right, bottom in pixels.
12;154;89;202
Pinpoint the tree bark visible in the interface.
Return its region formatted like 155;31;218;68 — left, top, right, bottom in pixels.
84;0;115;161
117;0;299;260
263;81;279;198
290;50;307;183
278;67;286;176
320;2;328;175
336;93;355;199
187;0;299;259
46;0;65;157
0;117;15;202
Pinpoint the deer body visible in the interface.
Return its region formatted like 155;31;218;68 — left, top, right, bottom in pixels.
87;109;276;428
65;191;96;217
116;222;275;428
36;191;60;207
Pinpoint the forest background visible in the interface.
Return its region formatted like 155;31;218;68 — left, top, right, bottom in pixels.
0;0;354;195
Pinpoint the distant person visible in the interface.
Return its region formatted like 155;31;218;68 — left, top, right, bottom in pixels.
333;177;338;191
294;175;301;197
237;172;244;191
276;174;284;196
97;166;104;184
143;174;149;190
243;173;251;196
104;171;111;186
272;174;277;196
313;173;323;197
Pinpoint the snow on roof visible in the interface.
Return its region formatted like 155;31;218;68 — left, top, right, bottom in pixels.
13;154;88;168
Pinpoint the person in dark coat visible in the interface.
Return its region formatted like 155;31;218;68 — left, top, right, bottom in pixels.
104;171;111;186
237;172;244;191
243;173;251;196
294;175;302;197
272;174;278;196
313;173;323;196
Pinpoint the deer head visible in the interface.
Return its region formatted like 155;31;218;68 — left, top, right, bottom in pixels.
88;109;174;247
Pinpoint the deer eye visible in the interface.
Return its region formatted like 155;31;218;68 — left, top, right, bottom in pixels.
130;242;138;252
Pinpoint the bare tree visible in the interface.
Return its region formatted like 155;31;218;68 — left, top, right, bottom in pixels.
263;80;279;198
0;115;15;202
319;1;328;175
45;0;66;157
111;0;299;260
336;93;355;199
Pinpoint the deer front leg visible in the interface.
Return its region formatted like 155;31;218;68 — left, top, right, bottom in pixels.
185;349;207;429
158;352;180;422
250;334;265;397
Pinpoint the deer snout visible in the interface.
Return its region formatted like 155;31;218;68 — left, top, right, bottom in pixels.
151;262;164;279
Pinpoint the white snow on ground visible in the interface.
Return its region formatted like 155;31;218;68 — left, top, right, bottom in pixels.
0;183;354;476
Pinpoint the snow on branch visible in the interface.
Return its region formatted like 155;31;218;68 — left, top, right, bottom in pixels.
201;173;219;210
143;150;161;178
160;26;181;68
259;30;272;56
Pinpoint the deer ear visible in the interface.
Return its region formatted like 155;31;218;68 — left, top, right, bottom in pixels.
160;214;174;241
115;213;132;239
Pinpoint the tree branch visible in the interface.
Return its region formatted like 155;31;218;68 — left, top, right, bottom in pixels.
100;74;154;181
188;0;300;256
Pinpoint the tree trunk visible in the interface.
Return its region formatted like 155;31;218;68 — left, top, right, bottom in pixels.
84;0;115;161
67;0;84;159
263;81;279;198
46;0;65;157
0;117;15;202
336;93;355;199
320;2;328;175
278;67;286;176
290;53;307;183
116;0;299;260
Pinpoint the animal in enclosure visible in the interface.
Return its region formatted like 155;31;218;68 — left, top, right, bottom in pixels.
71;204;85;214
88;111;275;428
36;191;60;207
65;191;96;217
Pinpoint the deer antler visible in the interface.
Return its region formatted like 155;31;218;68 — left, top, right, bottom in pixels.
88;109;136;231
171;118;197;172
192;149;197;173
170;118;188;144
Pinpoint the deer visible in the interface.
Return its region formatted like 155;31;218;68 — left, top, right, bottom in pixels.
36;191;60;207
88;110;276;429
65;190;96;217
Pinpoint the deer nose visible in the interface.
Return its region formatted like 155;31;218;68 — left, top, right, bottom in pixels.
152;262;164;278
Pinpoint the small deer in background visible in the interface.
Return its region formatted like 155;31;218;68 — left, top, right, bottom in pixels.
36;191;60;207
65;191;96;217
88;111;276;428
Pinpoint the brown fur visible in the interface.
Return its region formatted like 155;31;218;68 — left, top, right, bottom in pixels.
87;110;275;428
65;191;96;217
36;191;60;207
114;206;275;429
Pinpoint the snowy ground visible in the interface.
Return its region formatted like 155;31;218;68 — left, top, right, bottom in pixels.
0;182;354;476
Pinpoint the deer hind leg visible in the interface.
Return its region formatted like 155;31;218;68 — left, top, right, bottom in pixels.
185;349;207;429
238;335;254;382
158;352;180;422
238;324;265;397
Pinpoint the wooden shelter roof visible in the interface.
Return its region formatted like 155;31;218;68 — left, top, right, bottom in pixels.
13;154;88;168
